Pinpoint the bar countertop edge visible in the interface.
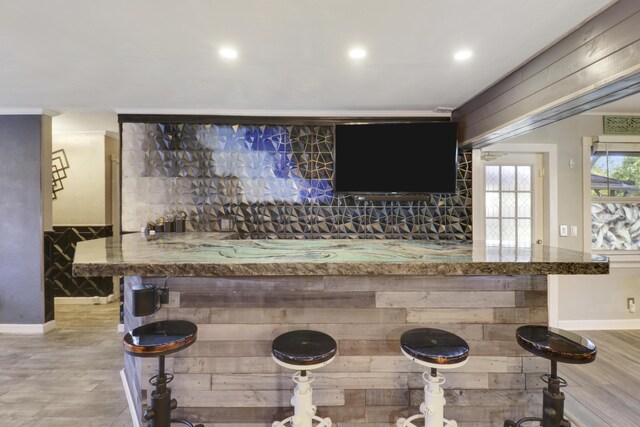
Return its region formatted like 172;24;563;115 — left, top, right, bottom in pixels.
72;232;609;277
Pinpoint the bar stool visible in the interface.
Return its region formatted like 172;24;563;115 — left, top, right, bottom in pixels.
124;320;204;427
504;325;596;427
271;330;337;427
396;328;470;427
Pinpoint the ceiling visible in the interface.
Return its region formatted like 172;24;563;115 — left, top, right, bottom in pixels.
0;0;616;116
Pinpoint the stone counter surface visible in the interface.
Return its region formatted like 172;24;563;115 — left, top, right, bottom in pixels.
73;232;608;277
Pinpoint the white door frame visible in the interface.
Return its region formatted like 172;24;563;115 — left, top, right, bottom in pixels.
472;143;559;326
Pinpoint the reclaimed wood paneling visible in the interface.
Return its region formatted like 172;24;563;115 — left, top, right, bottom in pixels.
124;274;548;425
453;0;640;147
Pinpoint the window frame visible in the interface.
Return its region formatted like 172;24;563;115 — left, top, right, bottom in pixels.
583;136;640;255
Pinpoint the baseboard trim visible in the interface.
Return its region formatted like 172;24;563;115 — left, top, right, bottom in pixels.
120;368;141;427
558;318;640;330
55;294;116;305
0;320;56;334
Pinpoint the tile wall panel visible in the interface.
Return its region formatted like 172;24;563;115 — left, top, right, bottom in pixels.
121;122;472;239
44;225;114;297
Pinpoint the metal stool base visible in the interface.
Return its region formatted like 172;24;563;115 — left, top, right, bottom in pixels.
504;361;571;427
396;370;459;427
271;371;332;427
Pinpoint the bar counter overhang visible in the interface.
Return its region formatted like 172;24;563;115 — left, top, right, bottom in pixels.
73;233;608;425
73;232;608;277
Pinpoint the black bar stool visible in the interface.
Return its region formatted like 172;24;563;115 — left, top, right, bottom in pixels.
271;330;337;427
504;325;596;427
396;328;470;427
125;283;204;426
124;320;204;427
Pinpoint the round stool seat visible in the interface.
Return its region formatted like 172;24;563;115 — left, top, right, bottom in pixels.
124;320;197;357
400;328;469;369
272;330;337;370
516;325;596;364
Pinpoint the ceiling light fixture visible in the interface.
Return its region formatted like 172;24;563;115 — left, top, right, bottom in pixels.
454;50;473;61
219;47;238;59
349;48;367;59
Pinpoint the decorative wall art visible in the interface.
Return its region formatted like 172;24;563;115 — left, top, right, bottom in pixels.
603;115;640;135
52;148;69;199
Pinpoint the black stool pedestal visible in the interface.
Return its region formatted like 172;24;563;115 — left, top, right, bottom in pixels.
124;320;204;427
504;326;596;427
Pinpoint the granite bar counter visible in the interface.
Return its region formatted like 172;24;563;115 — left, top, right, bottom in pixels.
73;231;607;277
73;233;608;426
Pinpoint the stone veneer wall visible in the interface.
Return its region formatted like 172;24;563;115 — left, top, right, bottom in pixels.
121;122;472;239
124;275;547;426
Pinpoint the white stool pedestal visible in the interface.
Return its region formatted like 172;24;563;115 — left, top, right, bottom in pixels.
272;370;332;427
396;329;470;427
270;330;337;427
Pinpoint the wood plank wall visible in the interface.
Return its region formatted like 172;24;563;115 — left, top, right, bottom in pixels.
453;0;640;148
125;275;548;426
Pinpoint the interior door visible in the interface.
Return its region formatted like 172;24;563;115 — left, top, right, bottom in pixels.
481;153;544;246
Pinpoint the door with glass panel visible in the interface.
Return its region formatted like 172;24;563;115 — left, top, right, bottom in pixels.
484;154;543;247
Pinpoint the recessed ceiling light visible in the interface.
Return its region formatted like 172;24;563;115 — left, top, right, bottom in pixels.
219;47;238;59
454;50;473;61
349;48;367;59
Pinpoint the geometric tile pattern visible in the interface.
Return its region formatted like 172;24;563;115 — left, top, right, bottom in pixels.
43;234;56;322
121;122;472;240
592;202;640;250
51;148;69;200
44;226;114;297
603;115;640;135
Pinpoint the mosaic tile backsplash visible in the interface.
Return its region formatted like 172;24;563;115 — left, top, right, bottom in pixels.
121;122;471;239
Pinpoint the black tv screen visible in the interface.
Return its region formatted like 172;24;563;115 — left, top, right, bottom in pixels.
334;122;458;194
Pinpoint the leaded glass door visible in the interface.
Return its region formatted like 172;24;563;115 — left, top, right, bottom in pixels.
484;154;543;247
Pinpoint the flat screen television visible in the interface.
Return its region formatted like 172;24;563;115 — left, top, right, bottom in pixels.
334;122;458;194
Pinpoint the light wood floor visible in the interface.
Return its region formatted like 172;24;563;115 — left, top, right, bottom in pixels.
0;303;131;426
561;330;640;427
2;308;639;427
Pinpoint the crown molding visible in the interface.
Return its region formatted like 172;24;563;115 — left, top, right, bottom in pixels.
114;108;451;118
0;108;59;116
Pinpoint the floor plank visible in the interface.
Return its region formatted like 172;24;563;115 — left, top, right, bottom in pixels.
561;330;640;427
0;303;127;425
2;309;639;426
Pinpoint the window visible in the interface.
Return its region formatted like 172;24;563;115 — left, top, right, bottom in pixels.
590;142;640;251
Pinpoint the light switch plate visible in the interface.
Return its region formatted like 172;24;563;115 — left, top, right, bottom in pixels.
570;225;578;237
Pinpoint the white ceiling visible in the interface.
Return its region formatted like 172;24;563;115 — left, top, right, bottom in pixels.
0;0;615;116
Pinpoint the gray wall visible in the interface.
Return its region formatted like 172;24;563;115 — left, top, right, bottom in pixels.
503;114;640;324
0;115;45;324
504;114;603;252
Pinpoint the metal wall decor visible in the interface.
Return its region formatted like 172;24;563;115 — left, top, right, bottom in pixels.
52;148;69;199
121;122;472;240
603;115;640;135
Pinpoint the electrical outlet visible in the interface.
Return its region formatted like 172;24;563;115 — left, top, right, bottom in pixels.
220;216;234;231
570;225;578;237
628;297;636;313
560;225;568;237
